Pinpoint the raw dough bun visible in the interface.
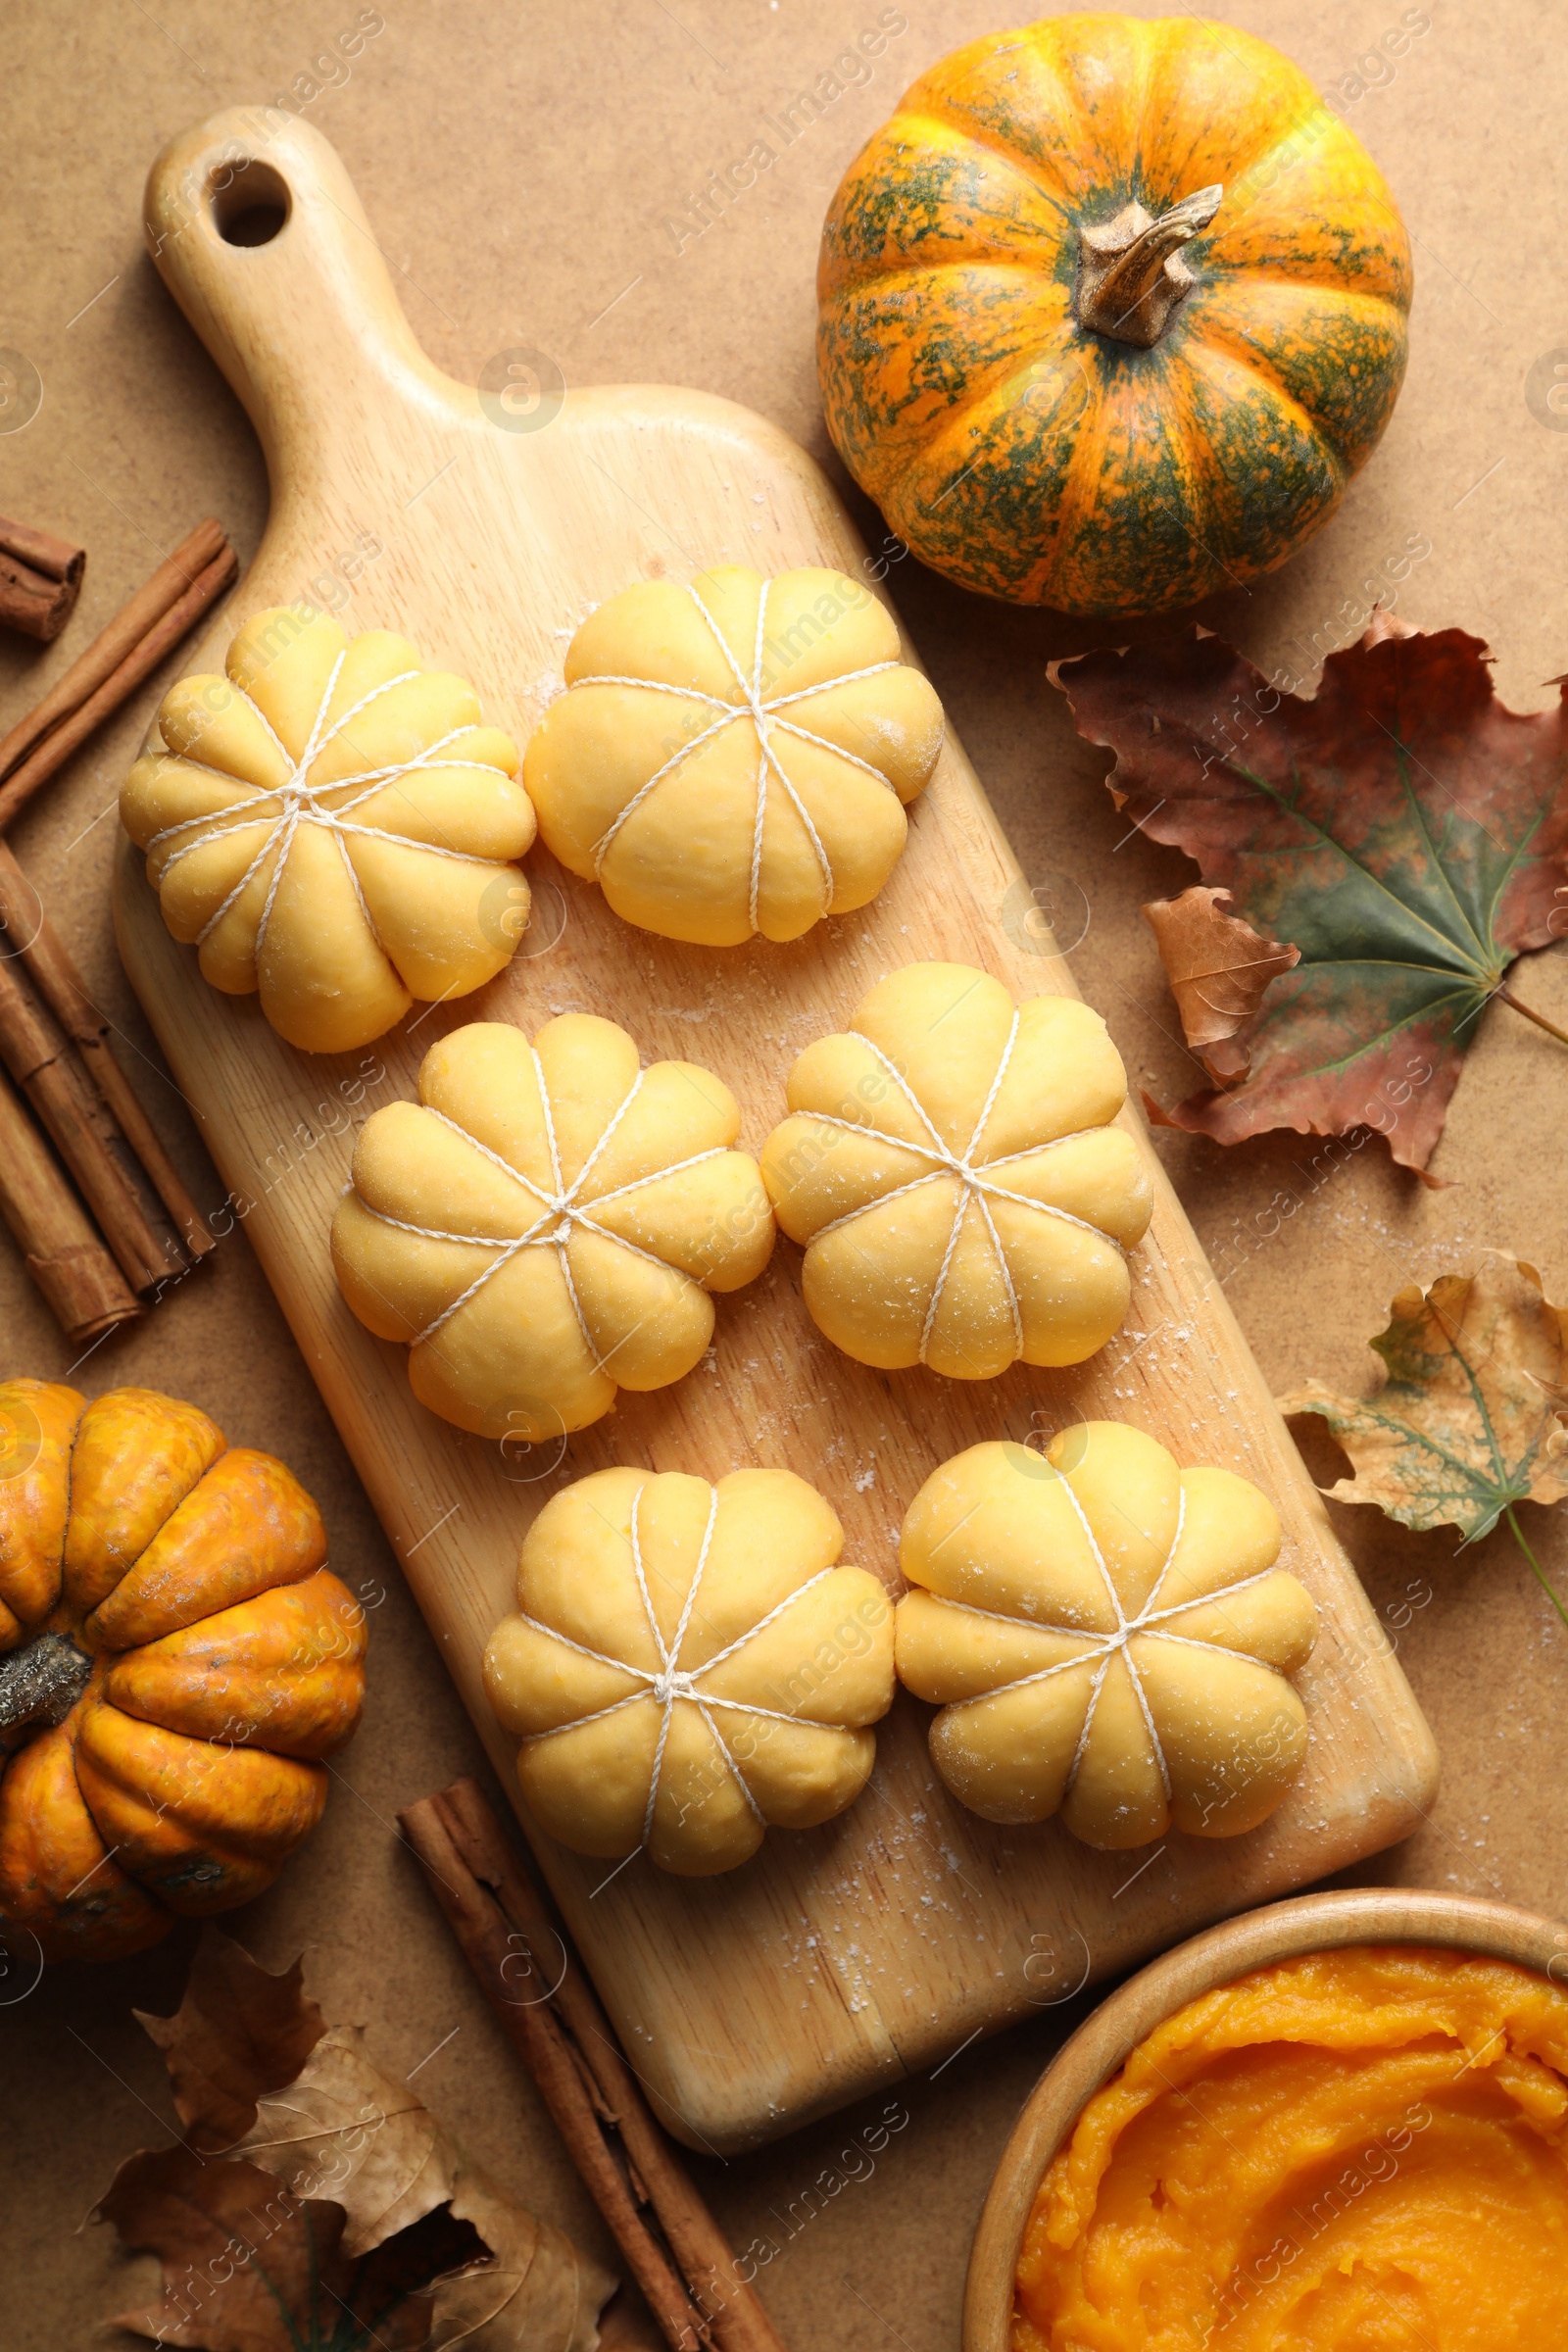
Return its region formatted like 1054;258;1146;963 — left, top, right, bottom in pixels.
760;962;1152;1378
121;606;536;1054
331;1017;774;1441
523;564;944;945
484;1465;896;1875
896;1422;1318;1847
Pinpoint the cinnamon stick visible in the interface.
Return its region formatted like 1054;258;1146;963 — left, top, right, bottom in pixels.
0;1063;139;1343
0;536;237;831
0;517;83;585
408;1797;708;2348
0;843;212;1257
399;1779;788;2352
0;945;187;1294
0;518;231;1279
0;518;225;784
440;1779;770;2342
0;515;85;644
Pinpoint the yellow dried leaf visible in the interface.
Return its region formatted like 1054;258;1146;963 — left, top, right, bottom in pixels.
1279;1255;1568;1543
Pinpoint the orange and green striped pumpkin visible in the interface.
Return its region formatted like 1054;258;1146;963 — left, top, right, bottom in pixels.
817;16;1412;614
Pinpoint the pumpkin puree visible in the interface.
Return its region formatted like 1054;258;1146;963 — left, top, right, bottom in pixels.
1014;1946;1568;2349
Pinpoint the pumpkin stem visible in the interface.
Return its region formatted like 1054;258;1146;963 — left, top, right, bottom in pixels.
1077;185;1223;349
0;1632;92;1738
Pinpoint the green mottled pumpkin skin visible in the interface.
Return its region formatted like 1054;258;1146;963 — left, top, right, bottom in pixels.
816;14;1412;614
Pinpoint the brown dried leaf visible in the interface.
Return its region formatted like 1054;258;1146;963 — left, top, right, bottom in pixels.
428;2165;618;2352
135;1929;325;2153
104;1935;614;2352
1142;886;1300;1078
234;2024;612;2347
595;2294;669;2351
231;2025;453;2253
1279;1254;1568;1542
100;2144;480;2351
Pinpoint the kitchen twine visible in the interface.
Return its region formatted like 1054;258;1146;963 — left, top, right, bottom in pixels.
513;1482;847;1849
571;578;909;933
146;652;518;959
376;1008;1128;1374
800;1011;1128;1368
926;1483;1290;1808
357;1049;729;1364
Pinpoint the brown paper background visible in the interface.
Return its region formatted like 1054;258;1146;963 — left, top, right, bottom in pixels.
2;4;1565;2344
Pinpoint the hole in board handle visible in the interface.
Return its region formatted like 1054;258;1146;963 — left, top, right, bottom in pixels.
211;158;290;247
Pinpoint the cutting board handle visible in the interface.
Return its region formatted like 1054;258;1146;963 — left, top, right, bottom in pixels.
143;108;459;477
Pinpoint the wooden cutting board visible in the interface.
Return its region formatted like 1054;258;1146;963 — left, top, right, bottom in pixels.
116;109;1438;2154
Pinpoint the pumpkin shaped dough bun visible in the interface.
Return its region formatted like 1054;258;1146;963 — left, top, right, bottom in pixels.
761;962;1152;1379
121;605;536;1054
523;564;944;946
896;1421;1318;1848
0;1380;366;1961
332;1017;775;1443
484;1465;896;1876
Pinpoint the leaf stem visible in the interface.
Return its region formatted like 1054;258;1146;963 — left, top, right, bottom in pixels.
1496;984;1568;1050
1505;1505;1568;1632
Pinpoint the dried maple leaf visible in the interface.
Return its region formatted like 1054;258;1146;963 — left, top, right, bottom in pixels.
229;2024;608;2344
1054;620;1568;1173
103;2146;483;2351
98;1930;613;2352
1279;1256;1568;1623
1142;886;1299;1077
135;1930;326;2153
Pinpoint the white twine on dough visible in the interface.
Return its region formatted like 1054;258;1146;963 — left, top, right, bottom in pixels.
915;1490;1297;1811
510;1481;845;1854
571;579;908;935
795;1018;1128;1369
355;1055;729;1359
144;650;519;955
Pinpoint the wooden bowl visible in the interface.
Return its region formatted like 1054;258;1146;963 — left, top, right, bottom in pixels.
963;1886;1568;2352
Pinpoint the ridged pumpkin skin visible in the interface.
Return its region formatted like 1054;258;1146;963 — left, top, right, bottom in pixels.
817;15;1412;613
0;1381;366;1961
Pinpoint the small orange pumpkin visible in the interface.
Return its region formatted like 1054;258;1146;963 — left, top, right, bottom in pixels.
817;15;1412;613
0;1380;366;1961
